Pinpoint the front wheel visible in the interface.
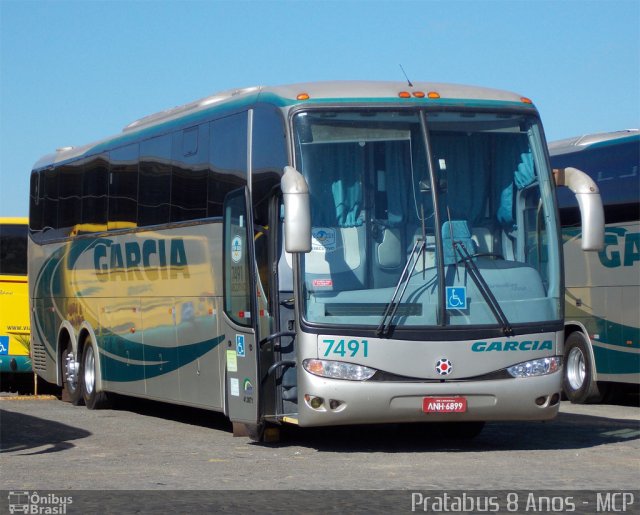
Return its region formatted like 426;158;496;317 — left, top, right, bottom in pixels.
563;332;604;404
81;341;111;409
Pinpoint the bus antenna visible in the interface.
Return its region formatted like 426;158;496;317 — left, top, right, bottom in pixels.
399;64;413;87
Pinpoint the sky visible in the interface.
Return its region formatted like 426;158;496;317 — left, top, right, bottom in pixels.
1;0;638;217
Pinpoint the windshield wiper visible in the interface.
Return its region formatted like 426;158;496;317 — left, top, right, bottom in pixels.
376;239;426;337
453;242;514;336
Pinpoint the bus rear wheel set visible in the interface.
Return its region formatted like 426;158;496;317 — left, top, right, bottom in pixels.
61;338;111;410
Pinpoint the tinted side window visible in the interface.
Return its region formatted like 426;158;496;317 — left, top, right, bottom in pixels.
139;135;172;226
58;162;83;235
552;140;640;224
82;154;109;230
0;224;28;275
208;113;248;217
223;188;252;326
43;167;59;233
172;125;208;222
252;106;288;225
108;144;139;229
29;172;43;233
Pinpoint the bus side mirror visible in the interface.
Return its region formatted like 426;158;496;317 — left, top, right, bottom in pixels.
554;167;604;251
281;166;312;253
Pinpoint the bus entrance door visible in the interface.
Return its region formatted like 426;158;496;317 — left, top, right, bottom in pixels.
222;188;261;436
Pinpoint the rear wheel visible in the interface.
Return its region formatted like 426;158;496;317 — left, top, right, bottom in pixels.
61;345;83;405
81;340;111;409
563;331;605;404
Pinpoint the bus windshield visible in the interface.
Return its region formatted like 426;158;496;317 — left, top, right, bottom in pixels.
293;109;561;332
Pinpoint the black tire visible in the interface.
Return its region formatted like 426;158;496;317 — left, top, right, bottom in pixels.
80;339;111;409
61;345;83;406
563;332;604;404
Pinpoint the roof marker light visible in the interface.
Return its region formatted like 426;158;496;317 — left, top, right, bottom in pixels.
427;91;441;99
297;93;310;101
520;97;533;104
398;91;411;98
413;91;426;98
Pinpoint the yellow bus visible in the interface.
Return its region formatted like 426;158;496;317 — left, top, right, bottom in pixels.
0;217;31;374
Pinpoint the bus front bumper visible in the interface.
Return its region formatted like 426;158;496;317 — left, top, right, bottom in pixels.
295;370;562;427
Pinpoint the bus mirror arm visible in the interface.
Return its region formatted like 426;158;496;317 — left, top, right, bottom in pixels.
281;166;312;253
554;167;605;251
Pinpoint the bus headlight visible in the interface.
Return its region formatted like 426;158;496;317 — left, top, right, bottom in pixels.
507;357;562;378
303;359;376;381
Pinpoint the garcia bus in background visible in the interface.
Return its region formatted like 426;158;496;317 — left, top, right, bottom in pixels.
28;81;603;440
0;217;31;375
550;129;639;403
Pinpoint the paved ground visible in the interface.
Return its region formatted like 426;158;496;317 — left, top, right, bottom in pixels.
1;392;638;492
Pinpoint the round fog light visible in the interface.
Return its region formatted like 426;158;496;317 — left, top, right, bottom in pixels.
310;397;324;409
304;394;324;409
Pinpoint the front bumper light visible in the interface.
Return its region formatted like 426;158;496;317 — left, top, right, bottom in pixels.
303;359;376;381
507;356;562;378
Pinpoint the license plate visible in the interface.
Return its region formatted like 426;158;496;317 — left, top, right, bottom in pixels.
422;397;467;413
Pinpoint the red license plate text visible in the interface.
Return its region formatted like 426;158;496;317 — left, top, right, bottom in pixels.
422;397;467;413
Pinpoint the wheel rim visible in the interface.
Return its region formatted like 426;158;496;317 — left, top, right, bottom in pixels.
64;350;79;392
83;345;96;395
566;346;586;391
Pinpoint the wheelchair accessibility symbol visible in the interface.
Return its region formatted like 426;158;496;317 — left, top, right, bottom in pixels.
236;334;245;357
0;336;9;355
446;287;467;310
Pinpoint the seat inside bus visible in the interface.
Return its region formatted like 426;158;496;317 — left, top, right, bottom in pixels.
298;131;541;294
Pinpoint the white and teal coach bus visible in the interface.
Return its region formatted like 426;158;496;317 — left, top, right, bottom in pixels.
550;129;639;403
28;81;604;439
